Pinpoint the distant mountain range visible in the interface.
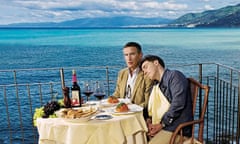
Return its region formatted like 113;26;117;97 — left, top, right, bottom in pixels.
169;3;240;27
0;16;172;28
1;3;239;28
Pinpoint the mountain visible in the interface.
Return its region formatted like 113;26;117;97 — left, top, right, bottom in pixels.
169;3;240;28
58;16;172;27
0;16;172;28
1;3;240;28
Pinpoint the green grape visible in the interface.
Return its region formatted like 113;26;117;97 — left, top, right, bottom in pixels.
49;114;57;118
58;99;64;107
33;107;44;119
33;107;44;127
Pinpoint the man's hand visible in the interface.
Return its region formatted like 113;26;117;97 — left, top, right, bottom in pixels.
147;120;164;137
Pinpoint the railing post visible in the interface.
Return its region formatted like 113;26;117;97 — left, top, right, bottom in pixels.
13;70;24;142
216;64;220;142
60;68;65;89
106;66;110;96
60;68;65;98
3;86;12;143
199;64;202;83
198;64;203;118
229;69;233;141
237;71;240;144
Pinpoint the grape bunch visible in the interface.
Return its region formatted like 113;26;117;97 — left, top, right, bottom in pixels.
33;100;62;127
43;101;61;117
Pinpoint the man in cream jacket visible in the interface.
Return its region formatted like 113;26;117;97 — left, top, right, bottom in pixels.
112;42;152;110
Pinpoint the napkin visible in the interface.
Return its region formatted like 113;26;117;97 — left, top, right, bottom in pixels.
148;85;170;124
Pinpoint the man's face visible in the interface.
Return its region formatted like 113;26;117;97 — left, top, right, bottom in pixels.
123;46;142;71
141;60;157;80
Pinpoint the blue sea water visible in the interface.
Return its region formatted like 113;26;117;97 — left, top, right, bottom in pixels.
0;28;240;143
0;28;240;70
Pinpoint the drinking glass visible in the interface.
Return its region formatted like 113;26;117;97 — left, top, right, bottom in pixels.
83;80;94;101
93;81;106;111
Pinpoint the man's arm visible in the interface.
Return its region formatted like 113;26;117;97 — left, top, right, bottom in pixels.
161;71;189;126
112;69;127;98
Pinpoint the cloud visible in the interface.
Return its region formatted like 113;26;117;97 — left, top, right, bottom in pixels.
204;4;214;10
13;0;188;15
0;0;239;24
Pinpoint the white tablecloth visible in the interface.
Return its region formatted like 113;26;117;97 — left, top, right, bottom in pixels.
37;105;148;144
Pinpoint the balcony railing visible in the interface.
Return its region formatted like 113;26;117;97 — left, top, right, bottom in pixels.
0;63;239;144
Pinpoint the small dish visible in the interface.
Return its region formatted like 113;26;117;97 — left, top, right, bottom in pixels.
95;114;113;120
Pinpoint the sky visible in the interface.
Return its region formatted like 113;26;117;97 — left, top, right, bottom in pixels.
0;0;239;25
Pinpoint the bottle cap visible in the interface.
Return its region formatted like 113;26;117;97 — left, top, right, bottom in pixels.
72;69;76;75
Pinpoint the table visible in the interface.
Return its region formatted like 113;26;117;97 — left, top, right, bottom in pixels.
37;104;148;144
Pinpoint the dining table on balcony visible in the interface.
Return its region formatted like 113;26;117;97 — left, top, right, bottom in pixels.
36;100;148;144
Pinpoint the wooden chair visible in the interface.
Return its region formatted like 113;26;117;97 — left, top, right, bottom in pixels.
170;78;210;144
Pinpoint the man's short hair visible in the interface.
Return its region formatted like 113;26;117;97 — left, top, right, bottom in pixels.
123;42;142;53
140;55;165;68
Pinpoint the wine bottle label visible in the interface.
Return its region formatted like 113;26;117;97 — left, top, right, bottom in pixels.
71;90;80;106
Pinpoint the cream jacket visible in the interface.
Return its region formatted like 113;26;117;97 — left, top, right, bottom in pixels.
112;68;153;108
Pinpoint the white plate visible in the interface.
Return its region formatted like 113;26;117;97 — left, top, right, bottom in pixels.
70;106;98;112
118;98;131;104
105;104;143;115
63;116;91;123
84;100;99;106
56;107;98;123
95;114;113;120
101;98;132;107
113;110;135;115
101;99;119;107
127;104;144;112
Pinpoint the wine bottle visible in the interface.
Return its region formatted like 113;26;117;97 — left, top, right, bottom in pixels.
71;69;82;107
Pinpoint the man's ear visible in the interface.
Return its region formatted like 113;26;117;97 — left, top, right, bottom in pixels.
153;60;158;65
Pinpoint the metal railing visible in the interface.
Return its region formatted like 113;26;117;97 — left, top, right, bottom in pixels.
0;63;239;144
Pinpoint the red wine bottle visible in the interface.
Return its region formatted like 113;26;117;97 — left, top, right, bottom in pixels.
71;70;81;107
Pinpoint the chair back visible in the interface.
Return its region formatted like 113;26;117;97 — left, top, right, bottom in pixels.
188;78;210;143
170;78;210;144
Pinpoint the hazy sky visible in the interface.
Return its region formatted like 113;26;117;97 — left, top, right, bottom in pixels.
0;0;239;25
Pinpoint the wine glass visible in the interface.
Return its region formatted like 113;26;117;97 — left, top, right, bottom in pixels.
93;81;106;111
83;80;94;101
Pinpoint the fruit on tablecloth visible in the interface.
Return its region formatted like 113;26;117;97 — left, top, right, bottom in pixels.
33;100;61;127
115;102;129;112
43;100;61;116
107;96;119;104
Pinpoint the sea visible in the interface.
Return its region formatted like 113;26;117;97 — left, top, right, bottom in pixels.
0;28;240;143
0;28;240;70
